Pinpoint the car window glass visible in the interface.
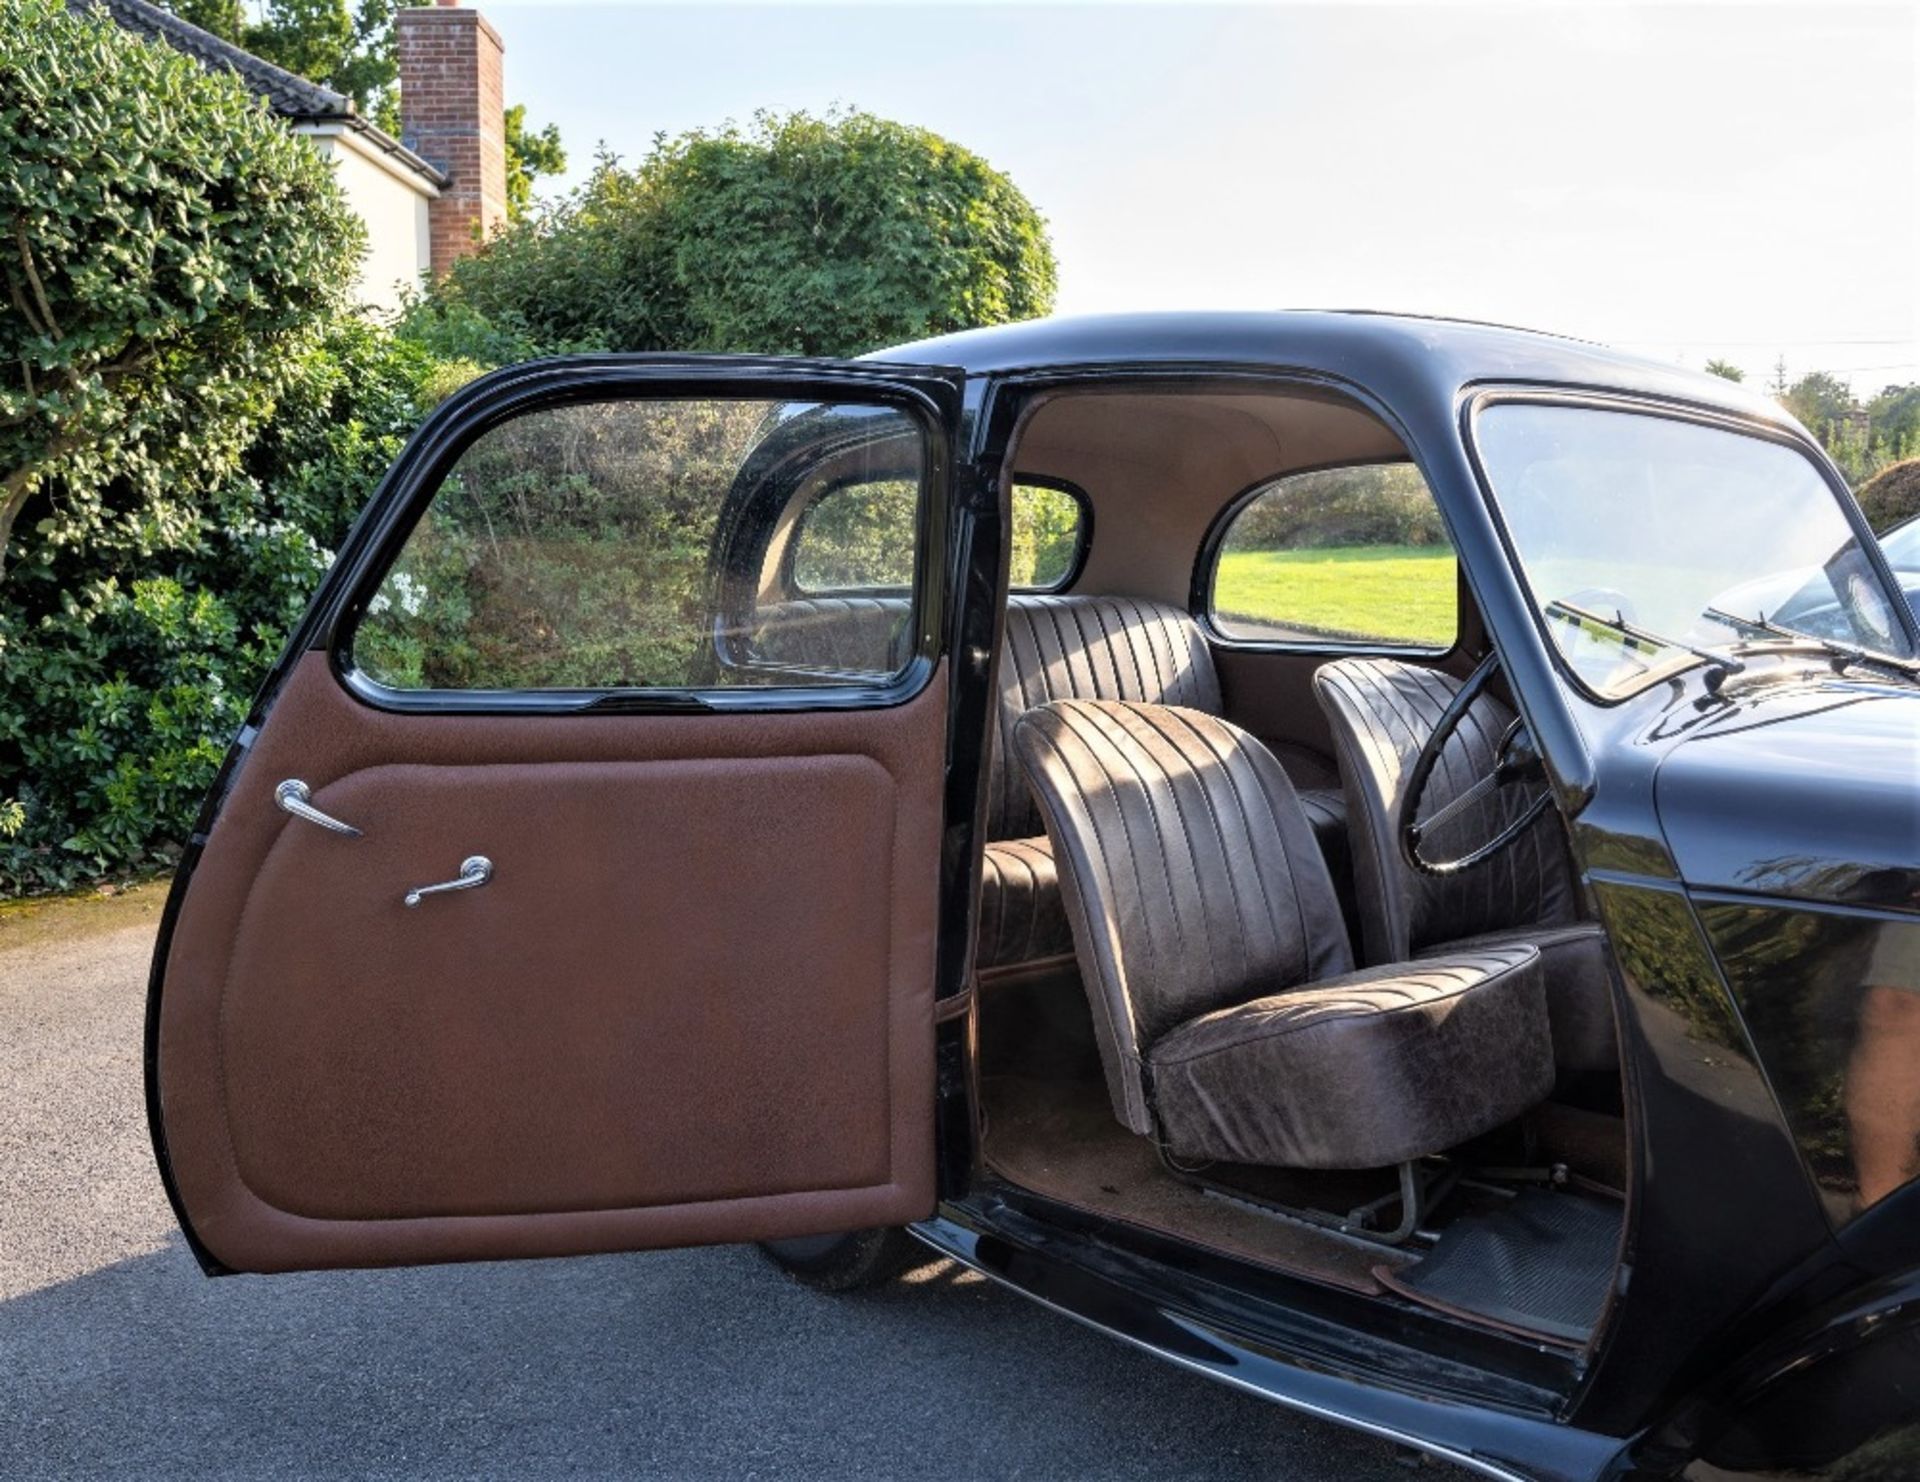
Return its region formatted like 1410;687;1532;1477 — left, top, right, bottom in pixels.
353;396;927;691
791;477;1085;594
1475;404;1914;698
790;477;919;592
1208;463;1456;648
1878;516;1920;568
1009;481;1087;590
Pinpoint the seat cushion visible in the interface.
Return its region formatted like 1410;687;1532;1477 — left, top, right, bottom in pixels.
1416;923;1617;1079
1148;946;1553;1169
976;837;1073;971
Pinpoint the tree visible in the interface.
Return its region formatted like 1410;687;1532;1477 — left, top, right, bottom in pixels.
1704;359;1744;382
1868;383;1920;453
0;0;362;576
246;0;398;126
161;1;562;203
429;109;1058;357
504;104;567;222
1782;371;1856;436
169;0;247;33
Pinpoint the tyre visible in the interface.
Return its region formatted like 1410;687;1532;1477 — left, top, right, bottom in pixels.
758;1226;925;1292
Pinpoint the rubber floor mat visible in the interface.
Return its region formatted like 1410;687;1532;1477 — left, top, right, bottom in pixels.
1380;1188;1622;1346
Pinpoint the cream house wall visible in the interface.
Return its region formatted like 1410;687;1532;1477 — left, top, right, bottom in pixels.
295;123;438;317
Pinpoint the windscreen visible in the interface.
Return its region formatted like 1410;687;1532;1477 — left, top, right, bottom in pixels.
1474;403;1912;698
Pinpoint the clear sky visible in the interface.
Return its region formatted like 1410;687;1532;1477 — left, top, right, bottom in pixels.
484;1;1918;393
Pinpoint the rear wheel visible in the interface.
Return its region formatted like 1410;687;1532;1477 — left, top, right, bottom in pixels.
758;1227;925;1292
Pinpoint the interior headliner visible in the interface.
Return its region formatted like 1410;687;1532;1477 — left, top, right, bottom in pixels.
1008;385;1411;607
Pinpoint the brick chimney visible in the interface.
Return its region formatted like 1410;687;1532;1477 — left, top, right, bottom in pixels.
397;1;507;276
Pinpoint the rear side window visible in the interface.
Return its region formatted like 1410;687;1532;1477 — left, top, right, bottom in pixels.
351;395;928;691
791;476;1087;595
1207;463;1456;649
791;478;918;592
1009;480;1087;591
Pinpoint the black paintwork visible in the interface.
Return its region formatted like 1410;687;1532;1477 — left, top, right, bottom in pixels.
148;313;1920;1480
880;314;1920;1477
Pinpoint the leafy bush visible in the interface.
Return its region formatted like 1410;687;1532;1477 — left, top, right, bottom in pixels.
0;0;362;575
1856;459;1920;535
1225;464;1449;551
355;396;773;691
425;110;1057;358
0;323;438;893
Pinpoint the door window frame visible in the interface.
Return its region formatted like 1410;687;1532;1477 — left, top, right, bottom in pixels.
302;357;958;718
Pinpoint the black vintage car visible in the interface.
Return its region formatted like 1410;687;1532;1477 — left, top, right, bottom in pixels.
145;313;1920;1481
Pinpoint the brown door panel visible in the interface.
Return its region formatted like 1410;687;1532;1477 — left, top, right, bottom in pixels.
156;654;945;1272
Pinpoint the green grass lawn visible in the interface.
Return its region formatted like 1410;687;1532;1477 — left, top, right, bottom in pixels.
1213;545;1457;646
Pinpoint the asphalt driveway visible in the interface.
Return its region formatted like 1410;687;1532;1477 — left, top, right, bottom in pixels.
0;890;1423;1480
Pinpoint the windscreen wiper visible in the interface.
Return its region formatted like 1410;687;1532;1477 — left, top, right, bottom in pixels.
1547;599;1746;691
1701;607;1920;681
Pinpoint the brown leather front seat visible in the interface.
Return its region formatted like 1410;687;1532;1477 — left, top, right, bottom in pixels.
1312;659;1619;1098
976;594;1347;972
1013;699;1555;1169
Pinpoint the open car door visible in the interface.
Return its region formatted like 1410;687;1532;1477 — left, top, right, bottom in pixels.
147;357;967;1273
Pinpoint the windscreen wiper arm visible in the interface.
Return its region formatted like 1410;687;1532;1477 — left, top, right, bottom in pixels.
1547;599;1745;690
1702;607;1920;680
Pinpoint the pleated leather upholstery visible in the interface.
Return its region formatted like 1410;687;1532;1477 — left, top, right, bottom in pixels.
1311;658;1577;965
1150;947;1553;1169
1013;700;1352;1133
988;596;1222;843
1017;699;1555;1163
747;596;911;672
1313;657;1619;1080
976;837;1074;969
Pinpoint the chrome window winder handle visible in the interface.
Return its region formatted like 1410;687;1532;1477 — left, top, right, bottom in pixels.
404;856;493;908
275;779;363;838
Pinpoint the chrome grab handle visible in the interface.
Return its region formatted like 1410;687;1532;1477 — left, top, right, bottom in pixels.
275;779;363;838
404;855;492;908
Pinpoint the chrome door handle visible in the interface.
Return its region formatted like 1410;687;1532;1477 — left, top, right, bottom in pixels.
404;855;493;908
275;779;363;838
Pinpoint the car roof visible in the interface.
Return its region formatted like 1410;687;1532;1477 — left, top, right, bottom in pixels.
870;310;1793;427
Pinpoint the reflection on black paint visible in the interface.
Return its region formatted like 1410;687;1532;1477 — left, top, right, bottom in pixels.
1702;901;1920;1222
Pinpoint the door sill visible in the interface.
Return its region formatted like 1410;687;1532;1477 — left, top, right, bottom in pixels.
914;1195;1623;1482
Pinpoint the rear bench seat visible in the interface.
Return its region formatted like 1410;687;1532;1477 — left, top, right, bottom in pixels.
746;592;1349;975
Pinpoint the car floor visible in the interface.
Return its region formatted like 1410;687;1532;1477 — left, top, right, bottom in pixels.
976;964;1630;1344
981;1069;1420;1294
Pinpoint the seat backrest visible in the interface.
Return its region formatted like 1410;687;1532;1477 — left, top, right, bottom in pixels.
744;595;911;673
1013;700;1352;1135
1312;658;1576;964
987;595;1221;841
